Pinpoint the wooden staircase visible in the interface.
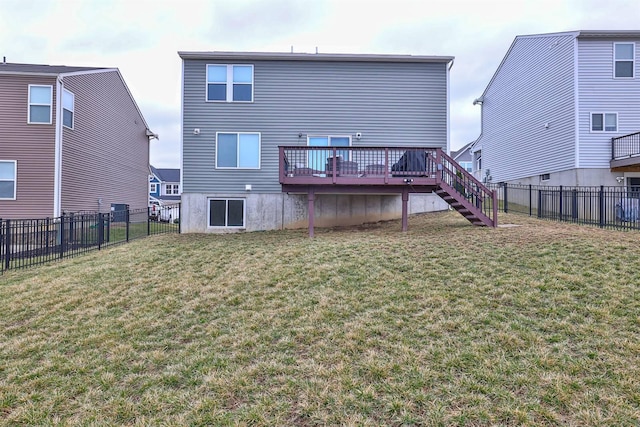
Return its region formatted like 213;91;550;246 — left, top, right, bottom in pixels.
431;151;497;227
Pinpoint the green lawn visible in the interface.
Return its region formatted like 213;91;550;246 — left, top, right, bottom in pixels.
1;211;639;425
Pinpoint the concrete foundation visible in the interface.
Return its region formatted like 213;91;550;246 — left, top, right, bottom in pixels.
504;168;625;187
181;192;449;233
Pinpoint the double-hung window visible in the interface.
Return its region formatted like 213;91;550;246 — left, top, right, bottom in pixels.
150;183;158;193
206;64;253;102
614;42;635;78
0;161;17;200
62;89;75;129
28;85;53;124
591;113;617;132
459;161;473;172
165;184;179;195
209;198;245;228
216;132;260;169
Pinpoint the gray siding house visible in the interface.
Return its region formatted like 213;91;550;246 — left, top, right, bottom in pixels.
472;31;640;188
0;62;156;219
179;51;468;233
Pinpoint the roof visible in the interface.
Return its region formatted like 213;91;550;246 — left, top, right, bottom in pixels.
0;62;106;75
451;141;474;160
178;51;454;64
151;166;180;183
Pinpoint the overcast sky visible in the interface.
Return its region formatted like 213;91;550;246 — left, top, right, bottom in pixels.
1;0;639;168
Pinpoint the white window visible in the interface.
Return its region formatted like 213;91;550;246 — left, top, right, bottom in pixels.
216;132;260;169
206;64;253;102
28;85;52;124
62;89;74;129
0;160;17;200
591;113;617;132
459;161;473;173
208;198;245;227
614;42;635;78
149;183;158;193
165;184;179;195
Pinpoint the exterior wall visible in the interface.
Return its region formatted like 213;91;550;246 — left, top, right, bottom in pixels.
0;74;57;219
503;168;621;187
61;71;150;213
577;38;640;167
478;33;577;183
182;56;450;232
181;192;449;233
182;59;449;195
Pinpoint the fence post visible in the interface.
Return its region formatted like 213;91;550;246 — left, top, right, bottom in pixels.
69;213;75;247
147;206;151;236
559;186;563;221
178;203;181;234
126;208;130;242
529;184;532;217
98;213;104;250
3;219;10;271
59;215;66;259
503;183;508;213
572;189;578;221
599;185;605;228
537;189;542;218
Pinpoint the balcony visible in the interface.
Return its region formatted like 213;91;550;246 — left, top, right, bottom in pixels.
279;145;498;236
611;132;640;170
279;146;440;192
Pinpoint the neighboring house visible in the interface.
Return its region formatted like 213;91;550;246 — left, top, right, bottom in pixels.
149;166;181;204
471;30;640;188
0;61;156;219
179;51;496;234
451;142;474;173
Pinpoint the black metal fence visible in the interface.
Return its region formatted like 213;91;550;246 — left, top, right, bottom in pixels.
1;204;180;273
490;184;640;230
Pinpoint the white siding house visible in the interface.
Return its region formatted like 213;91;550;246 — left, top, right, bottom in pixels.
472;31;640;187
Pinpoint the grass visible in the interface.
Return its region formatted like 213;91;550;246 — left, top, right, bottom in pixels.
1;211;640;425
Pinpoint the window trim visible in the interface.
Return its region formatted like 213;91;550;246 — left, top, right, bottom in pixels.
62;88;75;129
27;84;53;124
149;183;158;193
590;112;618;133
215;131;261;169
207;198;246;228
206;64;254;103
0;160;17;200
614;42;635;79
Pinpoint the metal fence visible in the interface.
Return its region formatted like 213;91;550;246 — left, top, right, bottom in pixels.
1;204;180;273
490;184;640;230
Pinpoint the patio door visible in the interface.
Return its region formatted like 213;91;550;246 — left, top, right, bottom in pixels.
308;136;350;173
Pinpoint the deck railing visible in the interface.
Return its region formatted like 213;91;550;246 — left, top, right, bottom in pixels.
612;131;640;160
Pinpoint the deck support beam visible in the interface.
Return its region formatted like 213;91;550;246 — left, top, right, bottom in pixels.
308;189;315;238
401;189;409;232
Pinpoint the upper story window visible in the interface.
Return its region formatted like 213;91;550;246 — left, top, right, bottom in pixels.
149;183;158;193
206;64;253;102
459;161;473;172
28;85;52;124
216;132;260;169
0;160;17;200
62;89;75;129
614;43;635;78
591;113;617;132
165;184;179;195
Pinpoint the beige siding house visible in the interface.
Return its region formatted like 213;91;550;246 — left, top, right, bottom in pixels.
0;62;156;219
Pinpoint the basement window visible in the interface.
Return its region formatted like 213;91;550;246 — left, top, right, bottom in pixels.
540;173;550;181
208;198;245;228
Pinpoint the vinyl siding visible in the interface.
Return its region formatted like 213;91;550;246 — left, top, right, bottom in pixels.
577;38;640;167
182;59;449;193
479;34;576;182
61;71;150;212
0;74;57;219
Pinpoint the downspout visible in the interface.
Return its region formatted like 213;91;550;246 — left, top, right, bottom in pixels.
53;76;63;218
446;59;454;156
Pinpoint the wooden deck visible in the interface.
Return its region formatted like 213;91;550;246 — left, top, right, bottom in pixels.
279;146;498;236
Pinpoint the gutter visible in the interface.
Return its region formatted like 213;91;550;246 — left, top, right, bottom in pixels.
53;76;63;218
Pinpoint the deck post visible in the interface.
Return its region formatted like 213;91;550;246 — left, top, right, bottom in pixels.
401;189;409;232
308;189;315;238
